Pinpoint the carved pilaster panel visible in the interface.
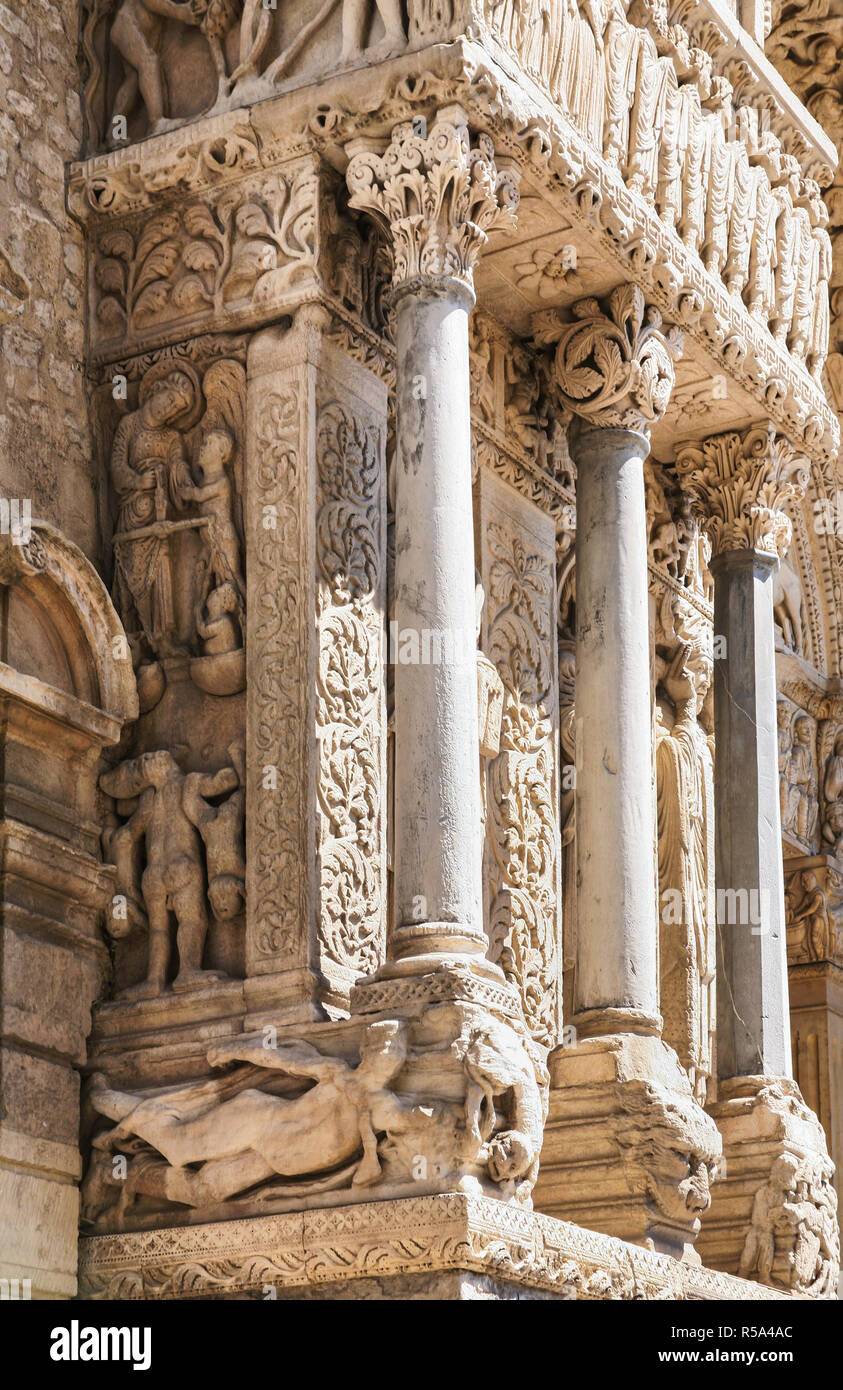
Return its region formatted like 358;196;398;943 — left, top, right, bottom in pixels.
90;155;321;362
314;390;387;989
476;465;561;1046
245;309;387;1017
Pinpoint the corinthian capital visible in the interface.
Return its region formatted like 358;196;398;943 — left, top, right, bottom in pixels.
553;284;683;434
675;422;809;560
345;107;519;292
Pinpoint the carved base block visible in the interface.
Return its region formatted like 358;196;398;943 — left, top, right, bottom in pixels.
533;1032;722;1260
77;1193;789;1301
698;1076;839;1297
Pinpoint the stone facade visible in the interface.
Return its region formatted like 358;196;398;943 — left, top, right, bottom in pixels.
1;0;843;1302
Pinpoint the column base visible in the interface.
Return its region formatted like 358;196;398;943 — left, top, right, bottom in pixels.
698;1076;839;1298
77;1193;792;1301
532;1032;722;1261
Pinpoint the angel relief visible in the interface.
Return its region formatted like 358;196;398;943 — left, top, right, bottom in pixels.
108;356;246;709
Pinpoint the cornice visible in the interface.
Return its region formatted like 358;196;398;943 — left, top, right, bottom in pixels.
68;42;840;468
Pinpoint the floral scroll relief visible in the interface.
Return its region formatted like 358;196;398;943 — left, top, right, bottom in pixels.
484;522;559;1046
315;399;385;977
251;386;305;961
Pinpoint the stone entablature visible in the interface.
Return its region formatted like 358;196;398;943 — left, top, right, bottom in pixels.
79;0;835;186
69;54;839;471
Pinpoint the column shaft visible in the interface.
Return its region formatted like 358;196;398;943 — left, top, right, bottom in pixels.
391;281;485;958
571;424;660;1024
711;549;792;1078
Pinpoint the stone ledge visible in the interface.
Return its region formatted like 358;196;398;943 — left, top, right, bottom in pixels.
78;1194;790;1301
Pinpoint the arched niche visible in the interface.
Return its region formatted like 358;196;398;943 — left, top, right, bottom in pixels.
0;520;137;724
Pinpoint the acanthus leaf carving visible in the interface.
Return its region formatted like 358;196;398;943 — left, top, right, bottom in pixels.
346;109;520;289
553;284;683;432
675;421;809;559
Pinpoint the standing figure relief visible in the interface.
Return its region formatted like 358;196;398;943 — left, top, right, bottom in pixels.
101;740;246;997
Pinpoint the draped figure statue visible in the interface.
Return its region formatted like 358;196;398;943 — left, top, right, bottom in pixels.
656;641;716;1105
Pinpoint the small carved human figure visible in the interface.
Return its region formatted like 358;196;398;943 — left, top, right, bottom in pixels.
196;580;242;656
182;741;246;921
110;0;202;136
110;364;198;659
788;870;830;962
656;637;716;1103
740;1153;801;1286
180;426;245;602
100;750;224;997
740;1152;839;1295
822;731;843;858
340;0;405;62
457;1013;548;1194
783;715;818;845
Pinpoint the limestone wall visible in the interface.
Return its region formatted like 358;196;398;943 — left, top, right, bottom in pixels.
0;0;97;559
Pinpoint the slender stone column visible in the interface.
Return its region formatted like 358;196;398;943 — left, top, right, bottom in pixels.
570;421;660;1031
346;107;519;972
557;285;683;1037
676;423;806;1079
677;424;838;1296
533;286;723;1260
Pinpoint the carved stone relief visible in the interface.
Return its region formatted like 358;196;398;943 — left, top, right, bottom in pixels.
82;1002;548;1230
315;394;385;982
785;858;843;965
646;462;716;1106
90;156;320;358
82;0;410;148
476;467;561;1048
739;1148;839;1297
777;697;819;853
105;353;247;709
244;311;387;1010
78;0;834;398
101;741;245;997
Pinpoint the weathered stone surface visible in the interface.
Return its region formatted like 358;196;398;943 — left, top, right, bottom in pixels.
2;0;843;1306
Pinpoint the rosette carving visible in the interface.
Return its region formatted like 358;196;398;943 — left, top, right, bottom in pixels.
675;422;809;560
0;529;47;585
345;109;520;290
554;284;683;432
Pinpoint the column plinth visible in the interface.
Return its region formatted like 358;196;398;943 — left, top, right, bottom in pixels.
533;286;721;1260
